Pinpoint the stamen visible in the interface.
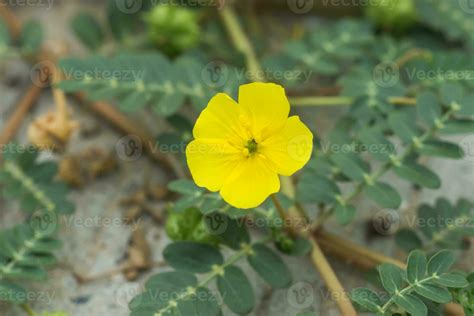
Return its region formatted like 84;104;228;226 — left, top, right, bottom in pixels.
245;139;258;154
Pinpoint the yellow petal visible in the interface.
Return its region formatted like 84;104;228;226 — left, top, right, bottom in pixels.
220;156;280;209
260;116;313;176
192;93;246;142
186;139;241;192
238;82;289;140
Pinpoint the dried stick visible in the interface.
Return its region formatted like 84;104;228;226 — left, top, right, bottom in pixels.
0;84;42;148
0;6;21;38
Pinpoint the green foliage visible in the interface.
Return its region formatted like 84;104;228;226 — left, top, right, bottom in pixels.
395;198;473;252
0;145;75;215
452;272;474;315
0;19;43;59
0;223;61;304
129;239;291;315
165;207;218;246
71;13;104;51
297;73;471;224
263;19;373;85
58;53;244;116
416;0;474;49
351;250;468;315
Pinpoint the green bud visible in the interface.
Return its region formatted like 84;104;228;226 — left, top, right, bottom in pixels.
165;207;218;246
144;4;200;56
365;0;417;33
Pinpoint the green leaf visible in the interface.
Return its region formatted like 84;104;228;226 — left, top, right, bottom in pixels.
427;250;455;275
393;161;441;189
204;213;250;250
144;271;197;296
71;13;104;50
176;287;221;316
417;140;464;159
440;82;463;105
296;172;340;204
358;127;396;162
407;250;427;284
168;179;204;196
395;229;422;253
217;266;255;314
433;272;468;288
364;182;401;209
388;111;418;143
0;20;10;48
19;20;43;55
393;293;427;316
378;264;404;295
247;244;291;288
417;91;441;126
414;283;452;303
163;242;223;273
350;288;383;312
330;153;370;181
441;119;474;134
458;93;474;116
335;204;356;225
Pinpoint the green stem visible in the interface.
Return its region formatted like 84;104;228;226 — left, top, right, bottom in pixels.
219;5;264;81
20;304;36;316
289;96;417;107
313;104;460;230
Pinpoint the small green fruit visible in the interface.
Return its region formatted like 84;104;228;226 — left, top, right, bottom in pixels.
144;4;200;55
365;0;417;32
165;207;218;246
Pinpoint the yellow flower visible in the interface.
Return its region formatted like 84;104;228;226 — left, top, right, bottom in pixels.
186;82;313;209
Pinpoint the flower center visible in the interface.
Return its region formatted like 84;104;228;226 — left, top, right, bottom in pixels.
245;138;258;154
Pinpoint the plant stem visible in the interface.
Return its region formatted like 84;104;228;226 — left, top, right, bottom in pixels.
289;96;417;107
20;304;36;316
219;6;264;81
0;85;42;159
